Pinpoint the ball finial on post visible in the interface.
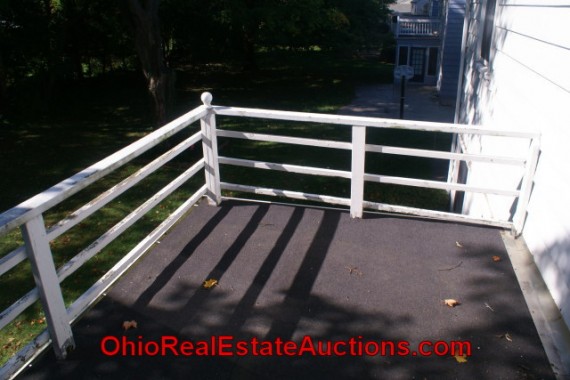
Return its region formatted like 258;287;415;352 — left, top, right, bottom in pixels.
201;92;213;107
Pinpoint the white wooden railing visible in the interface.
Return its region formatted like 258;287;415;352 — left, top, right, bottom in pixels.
0;92;539;378
0;102;215;379
396;17;441;37
209;95;538;232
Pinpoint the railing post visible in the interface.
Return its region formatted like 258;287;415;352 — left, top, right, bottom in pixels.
20;214;74;359
350;126;366;218
396;16;401;37
448;133;461;211
200;92;222;205
512;137;540;236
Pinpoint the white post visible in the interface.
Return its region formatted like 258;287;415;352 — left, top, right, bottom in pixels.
200;92;222;205
512;137;540;236
350;126;366;218
448;133;461;211
396;16;401;37
20;214;75;359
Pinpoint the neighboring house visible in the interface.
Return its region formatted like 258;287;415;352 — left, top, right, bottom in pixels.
455;0;570;328
391;0;466;104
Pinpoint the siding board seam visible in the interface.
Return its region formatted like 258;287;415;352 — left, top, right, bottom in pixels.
495;49;570;94
496;26;570;51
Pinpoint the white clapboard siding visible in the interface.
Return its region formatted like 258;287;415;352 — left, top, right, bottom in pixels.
498;3;570;51
458;0;570;327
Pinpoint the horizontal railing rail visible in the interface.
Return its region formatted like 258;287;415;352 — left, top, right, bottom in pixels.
211;97;539;232
0;101;218;380
0;92;540;379
213;106;539;138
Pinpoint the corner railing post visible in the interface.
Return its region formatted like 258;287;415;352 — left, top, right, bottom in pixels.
200;92;222;205
20;214;75;359
350;126;366;218
512;137;540;236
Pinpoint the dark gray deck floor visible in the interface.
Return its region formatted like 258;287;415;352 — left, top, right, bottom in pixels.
19;199;554;379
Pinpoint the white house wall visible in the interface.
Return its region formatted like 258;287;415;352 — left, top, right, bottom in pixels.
457;0;570;325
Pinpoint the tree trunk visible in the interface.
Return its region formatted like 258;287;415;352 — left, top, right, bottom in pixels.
242;30;257;71
0;50;7;115
124;0;173;125
241;0;258;71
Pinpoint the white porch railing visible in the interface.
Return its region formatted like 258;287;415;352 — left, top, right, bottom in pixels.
396;17;442;37
0;92;539;379
0;102;212;379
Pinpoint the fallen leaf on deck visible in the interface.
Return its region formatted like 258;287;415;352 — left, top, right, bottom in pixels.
203;278;218;289
444;299;461;307
492;255;502;262
500;332;512;342
454;354;468;363
455;241;463;248
122;320;138;330
496;332;513;342
345;266;363;276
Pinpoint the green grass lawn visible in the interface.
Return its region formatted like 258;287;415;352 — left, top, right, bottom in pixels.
0;51;450;365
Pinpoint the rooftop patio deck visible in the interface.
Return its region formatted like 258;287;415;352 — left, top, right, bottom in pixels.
18;199;554;380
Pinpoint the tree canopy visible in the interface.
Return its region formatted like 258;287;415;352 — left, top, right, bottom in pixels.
1;0;394;119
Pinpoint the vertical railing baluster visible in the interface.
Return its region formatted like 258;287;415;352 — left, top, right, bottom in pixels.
200;92;222;205
350;126;366;218
20;214;74;359
512;137;540;235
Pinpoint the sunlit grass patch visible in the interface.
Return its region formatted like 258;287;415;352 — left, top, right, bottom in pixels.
0;51;450;366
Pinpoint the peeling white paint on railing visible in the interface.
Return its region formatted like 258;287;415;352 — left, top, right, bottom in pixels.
214;105;540;138
0;105;208;237
213;101;538;230
0;92;540;379
0;104;210;380
0;131;203;279
218;157;351;179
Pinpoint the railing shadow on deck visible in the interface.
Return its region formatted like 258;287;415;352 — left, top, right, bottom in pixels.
0;92;539;379
17;200;554;379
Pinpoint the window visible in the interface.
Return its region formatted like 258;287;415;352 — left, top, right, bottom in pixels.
428;47;438;76
480;0;497;62
431;0;440;17
398;46;409;66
